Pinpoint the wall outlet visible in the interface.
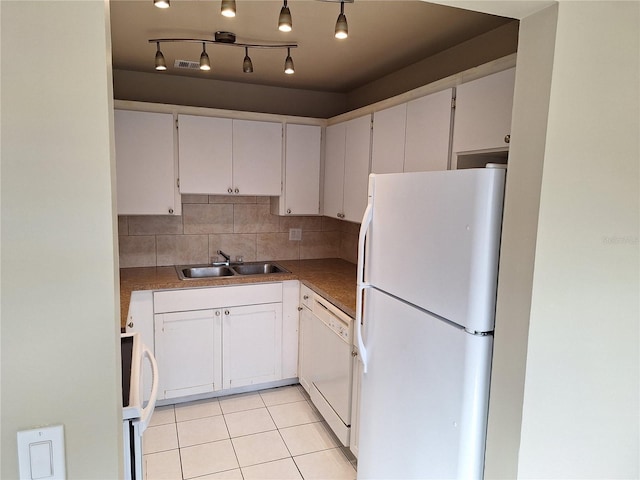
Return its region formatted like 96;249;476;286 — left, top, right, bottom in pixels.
289;228;302;241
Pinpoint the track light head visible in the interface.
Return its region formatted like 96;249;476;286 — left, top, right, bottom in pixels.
278;0;292;32
335;1;348;39
221;0;236;17
243;47;254;73
155;42;167;70
284;48;294;74
154;0;170;8
199;44;211;71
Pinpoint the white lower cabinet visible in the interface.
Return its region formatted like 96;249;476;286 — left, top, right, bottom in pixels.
350;347;363;458
298;306;314;394
222;303;283;389
154;309;222;400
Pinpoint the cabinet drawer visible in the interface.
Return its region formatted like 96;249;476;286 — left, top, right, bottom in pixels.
300;284;314;309
154;283;283;313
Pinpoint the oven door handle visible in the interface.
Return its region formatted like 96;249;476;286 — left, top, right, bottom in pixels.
139;344;159;433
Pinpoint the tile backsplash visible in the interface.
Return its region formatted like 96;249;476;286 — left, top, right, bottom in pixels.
118;195;359;268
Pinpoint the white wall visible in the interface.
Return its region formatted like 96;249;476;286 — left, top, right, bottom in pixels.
517;2;639;477
0;1;122;478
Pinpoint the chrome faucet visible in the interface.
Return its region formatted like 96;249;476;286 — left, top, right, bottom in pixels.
216;250;231;266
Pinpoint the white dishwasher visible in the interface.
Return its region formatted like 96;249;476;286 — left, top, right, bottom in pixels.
308;293;354;446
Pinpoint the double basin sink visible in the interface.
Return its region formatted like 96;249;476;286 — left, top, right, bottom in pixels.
176;261;289;280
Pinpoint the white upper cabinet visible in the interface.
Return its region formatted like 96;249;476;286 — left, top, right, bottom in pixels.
114;109;180;215
271;124;322;215
404;88;453;172
178;115;282;196
324;115;372;223
371;89;453;174
452;68;516;155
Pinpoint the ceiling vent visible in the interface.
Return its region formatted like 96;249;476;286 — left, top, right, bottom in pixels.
174;60;200;70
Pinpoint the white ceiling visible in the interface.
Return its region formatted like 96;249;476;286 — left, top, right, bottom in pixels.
110;0;515;93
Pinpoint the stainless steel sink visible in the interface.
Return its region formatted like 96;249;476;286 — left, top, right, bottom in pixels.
176;262;289;280
233;262;288;275
177;265;235;279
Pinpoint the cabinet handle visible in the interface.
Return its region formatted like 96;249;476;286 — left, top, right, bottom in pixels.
303;295;309;300
504;134;511;144
215;311;220;316
127;322;134;329
297;306;303;311
287;208;291;214
168;208;174;214
352;350;358;357
228;187;233;194
234;188;239;194
224;309;230;315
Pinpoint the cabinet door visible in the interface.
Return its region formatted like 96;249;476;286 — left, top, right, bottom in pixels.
371;104;406;174
283;124;321;215
115;110;177;215
154;309;222;400
452;68;516;154
178;114;232;194
282;280;300;379
343;115;372;223
232;119;282;196
404;88;453;172
298;306;314;394
323;123;346;219
222;303;283;389
125;291;154;403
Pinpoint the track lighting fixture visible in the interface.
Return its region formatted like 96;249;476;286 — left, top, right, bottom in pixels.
153;0;170;8
221;0;236;18
243;47;253;73
284;48;294;74
278;0;292;32
150;33;296;75
199;43;211;71
154;42;167;70
335;1;348;39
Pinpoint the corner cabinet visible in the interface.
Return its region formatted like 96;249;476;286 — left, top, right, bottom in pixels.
177;114;282;196
323;115;372;223
272;124;322;216
114;109;181;215
451;68;516;157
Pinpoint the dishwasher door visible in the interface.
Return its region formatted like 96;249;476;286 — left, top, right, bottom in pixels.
309;298;353;444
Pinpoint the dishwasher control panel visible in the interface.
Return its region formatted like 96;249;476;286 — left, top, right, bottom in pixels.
313;298;353;344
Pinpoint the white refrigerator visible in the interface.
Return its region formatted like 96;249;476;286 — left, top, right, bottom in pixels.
355;167;505;479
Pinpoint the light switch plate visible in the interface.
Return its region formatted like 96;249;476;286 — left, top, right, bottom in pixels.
17;425;66;480
289;228;302;241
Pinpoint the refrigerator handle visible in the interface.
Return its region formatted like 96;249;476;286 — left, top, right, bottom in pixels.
139;344;159;433
356;201;373;373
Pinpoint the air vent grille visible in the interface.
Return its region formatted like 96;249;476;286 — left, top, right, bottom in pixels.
174;60;200;70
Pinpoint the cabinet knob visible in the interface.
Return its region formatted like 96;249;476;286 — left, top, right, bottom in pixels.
228;187;233;194
127;322;134;329
224;309;230;315
297;306;303;311
287;209;292;214
215;311;221;316
234;188;239;194
303;295;309;300
168;208;174;214
352;350;358;357
504;134;511;144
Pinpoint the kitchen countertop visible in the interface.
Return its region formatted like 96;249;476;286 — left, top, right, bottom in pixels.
119;258;357;329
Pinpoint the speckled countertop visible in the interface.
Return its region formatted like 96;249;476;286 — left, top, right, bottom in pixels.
119;258;357;329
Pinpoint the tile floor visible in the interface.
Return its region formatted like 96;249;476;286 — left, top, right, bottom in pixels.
143;384;357;479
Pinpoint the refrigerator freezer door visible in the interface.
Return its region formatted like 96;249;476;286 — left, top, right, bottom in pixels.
357;288;493;480
366;169;504;332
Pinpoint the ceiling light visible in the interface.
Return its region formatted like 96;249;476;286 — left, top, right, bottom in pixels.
155;42;167;71
221;0;236;18
284;48;294;74
153;0;170;8
335;1;348;39
278;0;292;32
243;47;253;73
199;43;211;71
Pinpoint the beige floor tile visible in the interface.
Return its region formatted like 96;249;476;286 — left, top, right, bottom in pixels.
148;405;175;427
294;448;357;480
231;430;291;467
177;415;229;447
143;449;182;480
279;421;339;456
267;400;322;429
242;457;303;480
219;391;265;414
259;385;305;406
181;439;239;479
174;398;222;422
143;423;178;454
195;469;244;480
224;407;276;438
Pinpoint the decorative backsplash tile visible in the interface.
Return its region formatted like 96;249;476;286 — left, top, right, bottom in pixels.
118;195;358;268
